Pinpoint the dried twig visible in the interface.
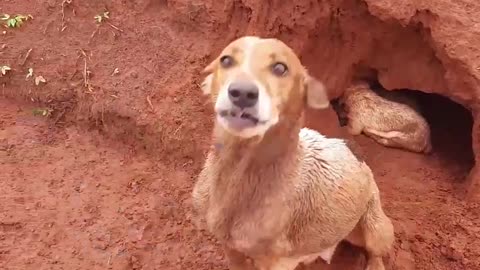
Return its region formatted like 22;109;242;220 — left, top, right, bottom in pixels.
107;22;123;32
146;96;154;112
20;48;33;66
173;124;183;136
60;0;73;32
79;50;94;93
89;25;100;43
53;109;66;125
43;20;53;35
80;49;89;90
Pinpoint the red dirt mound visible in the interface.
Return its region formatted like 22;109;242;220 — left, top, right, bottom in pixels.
1;0;480;269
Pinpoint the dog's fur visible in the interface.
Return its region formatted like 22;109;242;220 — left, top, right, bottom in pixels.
192;36;394;270
338;81;432;154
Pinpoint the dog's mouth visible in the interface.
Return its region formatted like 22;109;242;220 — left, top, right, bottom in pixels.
217;109;265;130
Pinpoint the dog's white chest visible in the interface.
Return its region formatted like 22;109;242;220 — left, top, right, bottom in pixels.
205;196;293;256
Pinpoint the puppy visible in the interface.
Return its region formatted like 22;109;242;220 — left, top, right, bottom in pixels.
338;81;432;154
192;36;394;270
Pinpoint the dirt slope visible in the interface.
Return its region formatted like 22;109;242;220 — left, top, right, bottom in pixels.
1;95;479;270
2;0;480;197
1;0;480;269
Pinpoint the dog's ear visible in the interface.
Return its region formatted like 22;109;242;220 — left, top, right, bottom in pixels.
201;56;218;75
304;74;330;109
200;74;213;95
199;57;218;95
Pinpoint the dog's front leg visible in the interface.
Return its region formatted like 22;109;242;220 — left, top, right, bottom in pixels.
191;158;213;230
225;247;256;270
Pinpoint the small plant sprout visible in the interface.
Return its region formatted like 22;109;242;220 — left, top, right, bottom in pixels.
94;11;109;23
35;75;46;86
1;14;33;28
92;10;122;33
111;68;119;76
32;108;53;117
1;65;11;76
25;68;46;85
26;68;33;79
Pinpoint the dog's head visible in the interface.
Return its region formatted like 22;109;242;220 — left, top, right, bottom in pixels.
330;98;349;127
343;80;371;97
200;36;329;138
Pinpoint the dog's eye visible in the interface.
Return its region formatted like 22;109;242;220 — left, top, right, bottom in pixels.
271;62;288;76
220;55;235;68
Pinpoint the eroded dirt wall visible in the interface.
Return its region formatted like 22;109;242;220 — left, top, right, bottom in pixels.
167;0;480;198
1;0;480;197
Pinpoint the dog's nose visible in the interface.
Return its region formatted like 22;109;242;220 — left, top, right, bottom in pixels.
228;81;259;108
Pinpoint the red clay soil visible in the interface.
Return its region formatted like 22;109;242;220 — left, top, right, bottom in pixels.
1;0;480;270
1;94;480;270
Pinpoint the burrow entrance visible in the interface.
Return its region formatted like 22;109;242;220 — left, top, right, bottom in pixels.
332;79;475;180
396;89;472;176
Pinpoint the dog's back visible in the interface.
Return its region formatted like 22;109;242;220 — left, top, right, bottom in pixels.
342;82;431;153
346;86;420;122
288;128;376;251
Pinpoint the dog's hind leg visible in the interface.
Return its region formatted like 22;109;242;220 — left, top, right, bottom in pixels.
347;117;364;135
365;129;428;154
363;128;404;140
345;190;394;270
363;129;409;150
364;133;395;148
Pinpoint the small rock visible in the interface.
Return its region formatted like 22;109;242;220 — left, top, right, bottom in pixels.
130;71;139;79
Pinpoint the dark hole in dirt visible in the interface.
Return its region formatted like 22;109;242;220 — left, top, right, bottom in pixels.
386;88;474;174
332;75;475;179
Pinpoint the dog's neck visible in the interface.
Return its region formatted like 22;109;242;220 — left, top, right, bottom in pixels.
212;114;303;166
205;114;305;247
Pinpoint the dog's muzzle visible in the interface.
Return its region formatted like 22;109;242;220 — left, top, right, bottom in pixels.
228;81;259;109
217;80;264;131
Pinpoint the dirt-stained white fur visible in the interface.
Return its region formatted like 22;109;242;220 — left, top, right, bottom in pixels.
339;81;432;154
192;36;394;270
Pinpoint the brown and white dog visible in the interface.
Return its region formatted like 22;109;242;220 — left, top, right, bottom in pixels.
338;81;432;154
192;36;394;270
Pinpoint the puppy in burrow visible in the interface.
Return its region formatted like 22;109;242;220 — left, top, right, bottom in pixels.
191;36;394;270
337;81;432;154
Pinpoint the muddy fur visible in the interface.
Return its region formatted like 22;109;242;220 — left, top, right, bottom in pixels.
192;36;394;270
339;81;432;154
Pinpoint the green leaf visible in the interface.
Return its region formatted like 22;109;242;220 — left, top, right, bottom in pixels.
32;108;52;117
7;18;16;27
